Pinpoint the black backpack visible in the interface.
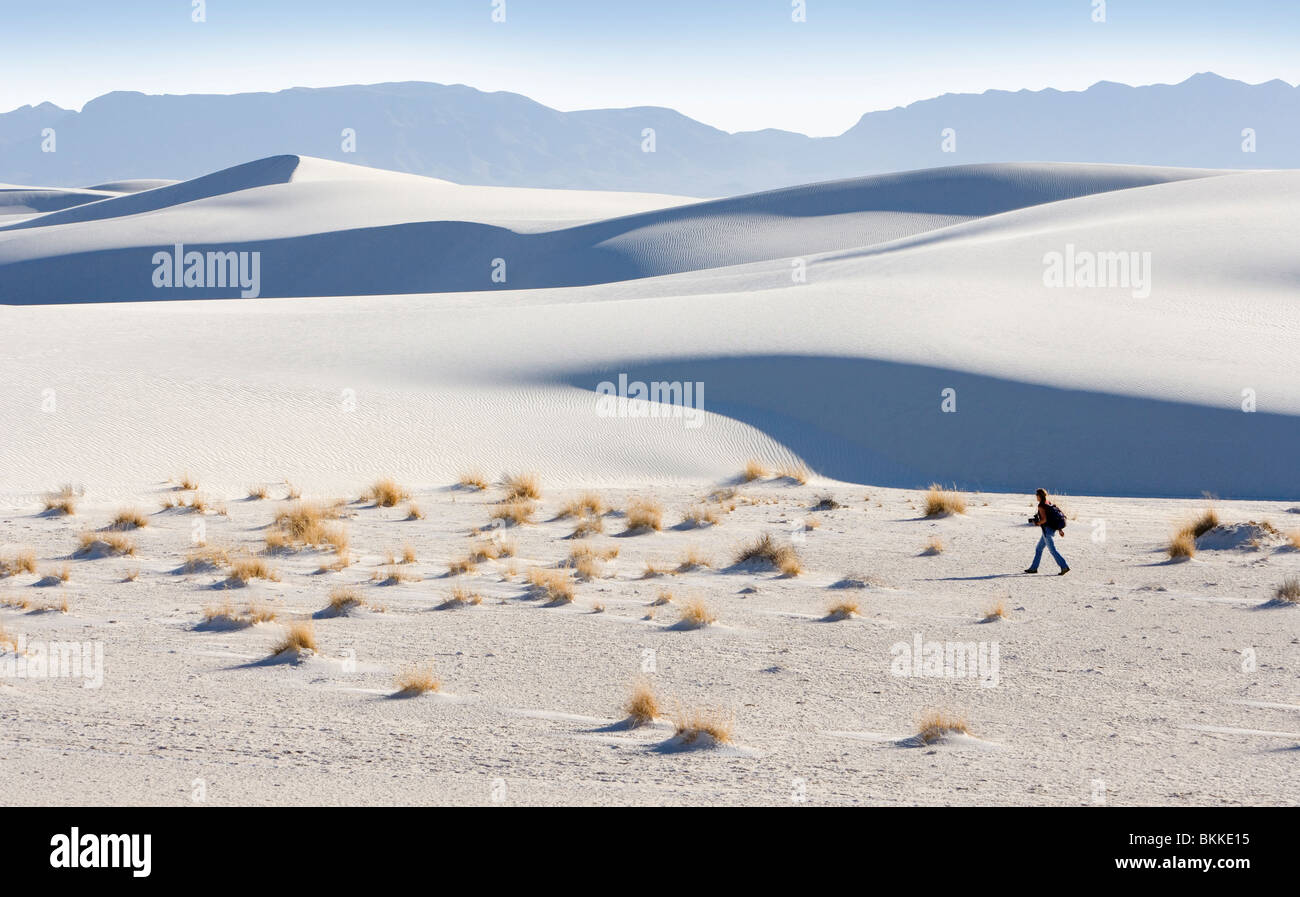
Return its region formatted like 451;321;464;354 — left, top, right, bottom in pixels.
1044;503;1067;531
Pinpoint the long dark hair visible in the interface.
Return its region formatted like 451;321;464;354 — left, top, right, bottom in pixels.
1035;488;1047;503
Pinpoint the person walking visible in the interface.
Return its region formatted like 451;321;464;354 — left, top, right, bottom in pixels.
1025;488;1070;575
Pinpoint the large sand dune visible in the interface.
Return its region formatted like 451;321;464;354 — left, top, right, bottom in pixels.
1;158;1295;498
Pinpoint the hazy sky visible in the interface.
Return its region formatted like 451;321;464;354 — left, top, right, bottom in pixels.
4;1;1299;135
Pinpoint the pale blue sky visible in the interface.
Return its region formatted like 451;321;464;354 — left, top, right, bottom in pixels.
4;1;1298;135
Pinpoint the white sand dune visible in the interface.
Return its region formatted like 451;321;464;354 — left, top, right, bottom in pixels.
0;156;1219;302
1;157;1296;497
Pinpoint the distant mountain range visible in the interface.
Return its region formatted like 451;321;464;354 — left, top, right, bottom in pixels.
2;73;1296;195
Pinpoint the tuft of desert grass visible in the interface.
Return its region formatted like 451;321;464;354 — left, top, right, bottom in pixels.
676;547;712;572
1275;576;1300;604
570;514;605;538
776;463;810;485
1187;508;1220;539
641;560;669;579
109;507;148;530
404;502;425;521
1286;530;1300;550
981;598;1007;622
457;471;489;491
825;600;860;621
77;531;136;557
526;567;575;604
394;662;440;695
624;497;664;533
447;556;478;576
733;532;803;576
677;597;717;628
397;544;417;564
624;680;660;727
267;501;348;552
229;556;279;584
326;586;366;614
492;499;536;527
284;481;301;500
680;505;721;528
247;484;269;500
921;536;945;556
0;625;18;653
1168;530;1196;560
270;621;317;656
741;460;768;483
1;549;38;576
43;485;79;516
672;706;734;745
438;586;483;609
363;478;411;507
121;567;140;583
372;566;421;585
922;484;967;517
176;473;199;491
502;472;541;501
651;588;675;607
916;710;970;744
558;492;607;519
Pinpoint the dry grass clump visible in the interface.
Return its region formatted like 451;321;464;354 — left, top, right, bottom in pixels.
247;484;269;500
404;502;425;521
1168;530;1196;560
623;497;664;533
176;473;199;491
1187;508;1220;539
641;560;669;579
1;549;38;577
447;556;478;576
676;547;712;572
270;621;317;656
326;586;366;614
457;471;489;491
107;507;149;530
651;589;675;606
383;544;418;565
922;484;967;517
824;600;860;621
203;601;278;627
920;536;945;556
502;472;541;501
372;566;421;585
733;532;803;576
266;501;349;552
0;624;17;653
121;568;140;582
981;598;1007;622
677;597;717;628
469;536;517;563
76;531;136;558
624;680;661;727
285;481;301;500
741;460;768;483
1275;576;1300;604
492;499;536;527
48;565;71;583
558;492;607;519
570;514;605;538
776;463;810;485
680;504;721;528
672;706;734;746
916;710;970;744
438;586;483;609
526;567;576;604
562;543;617;581
363;478;410;507
43;485;79;516
228;556;279;584
394;662;440;696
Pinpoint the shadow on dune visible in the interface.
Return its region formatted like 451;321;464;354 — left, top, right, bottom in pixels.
558;354;1300;500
